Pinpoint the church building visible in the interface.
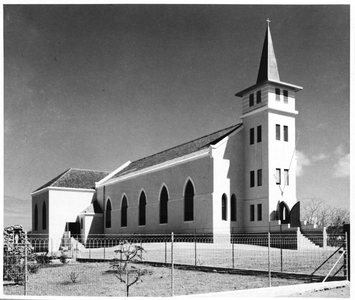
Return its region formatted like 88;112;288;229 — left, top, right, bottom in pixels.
31;22;303;248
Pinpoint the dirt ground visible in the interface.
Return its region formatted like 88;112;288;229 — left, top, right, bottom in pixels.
287;285;350;298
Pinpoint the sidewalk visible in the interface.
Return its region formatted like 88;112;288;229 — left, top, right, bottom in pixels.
177;280;350;298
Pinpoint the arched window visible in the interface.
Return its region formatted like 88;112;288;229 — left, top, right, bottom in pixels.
231;194;237;221
121;196;128;227
278;201;290;224
81;218;84;230
34;204;38;231
42;202;47;230
222;194;227;221
106;199;112;228
160;186;169;224
138;191;146;226
184;180;194;222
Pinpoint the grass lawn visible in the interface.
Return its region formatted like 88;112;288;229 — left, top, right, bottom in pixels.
4;261;309;297
77;242;343;276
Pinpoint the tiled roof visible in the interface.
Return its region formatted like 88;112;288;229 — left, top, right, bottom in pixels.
33;168;110;193
112;123;243;179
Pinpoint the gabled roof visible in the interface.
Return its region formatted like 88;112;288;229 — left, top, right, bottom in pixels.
111;123;243;180
33;168;110;193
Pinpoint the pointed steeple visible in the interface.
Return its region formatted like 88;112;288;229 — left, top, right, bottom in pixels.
256;19;280;83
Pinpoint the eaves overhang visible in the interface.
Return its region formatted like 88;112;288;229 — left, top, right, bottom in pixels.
31;186;96;197
235;79;303;97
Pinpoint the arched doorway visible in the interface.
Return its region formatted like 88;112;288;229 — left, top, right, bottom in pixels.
278;201;290;224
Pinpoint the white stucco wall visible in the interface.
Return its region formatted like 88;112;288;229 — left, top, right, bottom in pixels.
268;112;297;217
240;82;299;233
211;128;245;236
47;188;95;250
97;155;214;235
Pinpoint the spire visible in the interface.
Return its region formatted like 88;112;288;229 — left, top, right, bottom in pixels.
256;19;280;84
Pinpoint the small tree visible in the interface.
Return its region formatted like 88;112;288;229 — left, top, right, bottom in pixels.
110;240;147;297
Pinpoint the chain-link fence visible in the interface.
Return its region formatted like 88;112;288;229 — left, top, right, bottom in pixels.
3;231;348;296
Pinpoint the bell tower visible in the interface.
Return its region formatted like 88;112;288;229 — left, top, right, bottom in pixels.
236;20;303;233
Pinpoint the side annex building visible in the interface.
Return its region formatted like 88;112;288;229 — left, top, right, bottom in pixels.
31;23;307;250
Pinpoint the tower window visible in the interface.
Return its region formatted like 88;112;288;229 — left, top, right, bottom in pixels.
283;90;288;103
284;169;289;186
257;125;262;143
276;124;280;140
249;93;254;107
257;169;262;186
250;171;255;187
231;194;237;222
256;90;261;103
284;126;288;142
276;168;281;185
222;194;227;221
250;128;254;145
250;205;255;221
275;88;280;101
257;204;262;221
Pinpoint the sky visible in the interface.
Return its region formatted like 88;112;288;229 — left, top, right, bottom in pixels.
3;3;351;230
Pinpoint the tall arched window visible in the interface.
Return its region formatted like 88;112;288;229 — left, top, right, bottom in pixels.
160;186;169;224
231;194;237;221
121;196;128;227
138;191;146;226
34;204;38;231
42;202;47;230
106;199;112;228
184;180;194;222
222;194;227;221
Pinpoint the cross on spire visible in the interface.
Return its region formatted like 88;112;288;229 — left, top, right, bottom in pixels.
266;18;271;27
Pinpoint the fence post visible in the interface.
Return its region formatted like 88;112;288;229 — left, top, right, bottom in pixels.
280;224;283;273
268;232;271;287
323;227;327;249
165;237;167;264
171;232;174;297
194;229;197;266
51;237;53;257
104;240;106;260
344;232;348;280
232;237;234;269
140;233;143;262
24;231;28;296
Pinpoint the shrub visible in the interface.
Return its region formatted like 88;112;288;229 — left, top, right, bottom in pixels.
68;270;84;283
59;251;69;264
35;253;52;265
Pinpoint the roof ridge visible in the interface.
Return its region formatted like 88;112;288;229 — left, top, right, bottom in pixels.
128;123;242;164
33;168;71;192
50;168;71;186
67;168;110;173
